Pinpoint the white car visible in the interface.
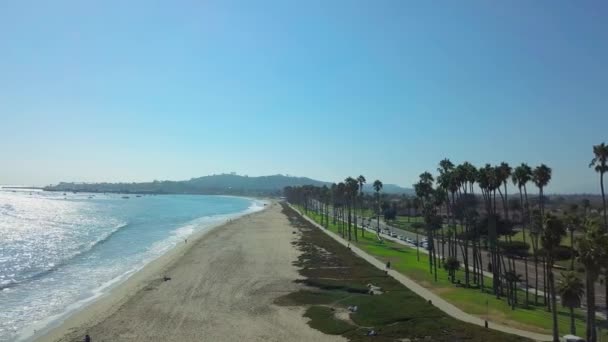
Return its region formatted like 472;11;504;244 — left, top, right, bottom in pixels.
561;335;585;342
391;232;398;238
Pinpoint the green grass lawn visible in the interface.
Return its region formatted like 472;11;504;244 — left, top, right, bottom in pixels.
296;206;607;339
387;215;429;233
511;230;573;251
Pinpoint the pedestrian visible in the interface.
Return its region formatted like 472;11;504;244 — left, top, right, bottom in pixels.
85;334;91;342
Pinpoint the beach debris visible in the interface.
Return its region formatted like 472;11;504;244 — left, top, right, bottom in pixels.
163;276;172;282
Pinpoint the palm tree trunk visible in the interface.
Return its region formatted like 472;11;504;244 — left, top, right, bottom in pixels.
548;260;559;342
601;172;607;230
570;230;575;270
376;192;381;238
416;227;420;261
569;306;576;335
520;187;530;306
587;273;597;342
543;256;549;308
478;247;485;292
601;173;608;318
347;203;352;241
534;254;539;305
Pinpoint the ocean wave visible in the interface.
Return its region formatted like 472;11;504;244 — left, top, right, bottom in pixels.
0;222;130;290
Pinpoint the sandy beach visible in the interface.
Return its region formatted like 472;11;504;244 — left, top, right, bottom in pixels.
37;202;343;342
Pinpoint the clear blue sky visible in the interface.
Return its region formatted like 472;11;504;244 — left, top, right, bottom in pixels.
1;1;607;193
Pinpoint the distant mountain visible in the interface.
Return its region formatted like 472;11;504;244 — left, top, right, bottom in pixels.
44;174;330;196
43;174;413;196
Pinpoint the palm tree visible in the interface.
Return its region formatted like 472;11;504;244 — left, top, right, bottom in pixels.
589;142;608;318
415;172;441;280
533;164;552;305
357;175;366;237
590;142;608;230
443;256;460;283
564;205;581;270
577;222;608;342
582;198;591;217
373;180;383;237
345;177;359;241
504;270;523;310
541;214;566;342
557;271;585;336
532;164;552;218
437;159;455;260
498;162;513;220
512;163;533;305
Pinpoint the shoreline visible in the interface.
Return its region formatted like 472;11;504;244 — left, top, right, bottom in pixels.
31;201;268;342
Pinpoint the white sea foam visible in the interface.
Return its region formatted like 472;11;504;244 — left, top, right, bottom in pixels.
0;192;260;342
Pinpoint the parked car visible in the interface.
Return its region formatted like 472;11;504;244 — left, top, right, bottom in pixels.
561;335;585;342
391;232;398;238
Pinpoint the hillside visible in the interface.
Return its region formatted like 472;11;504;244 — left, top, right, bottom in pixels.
43;174;413;196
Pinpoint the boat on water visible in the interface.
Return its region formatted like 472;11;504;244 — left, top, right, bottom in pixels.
122;196;130;199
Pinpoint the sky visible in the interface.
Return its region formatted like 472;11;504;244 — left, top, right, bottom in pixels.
1;0;607;193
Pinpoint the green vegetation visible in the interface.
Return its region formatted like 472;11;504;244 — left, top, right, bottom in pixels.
284;142;608;341
278;203;529;341
293;205;607;339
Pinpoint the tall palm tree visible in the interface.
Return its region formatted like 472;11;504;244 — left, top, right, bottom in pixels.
357;175;366;237
557;271;585;336
336;182;347;237
577;222;608;342
512;163;533;305
532;164;552;218
590;142;608;230
581;198;591;217
498;162;513;220
565;205;581;270
373;180;383;237
345;177;359;241
533;164;552;305
541;214;566;342
437;159;455;260
415;172;436;275
589;142;608;318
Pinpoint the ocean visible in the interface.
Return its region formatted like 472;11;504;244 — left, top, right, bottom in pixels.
0;189;264;341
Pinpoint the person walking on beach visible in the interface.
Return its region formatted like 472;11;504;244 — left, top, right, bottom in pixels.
385;261;391;274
